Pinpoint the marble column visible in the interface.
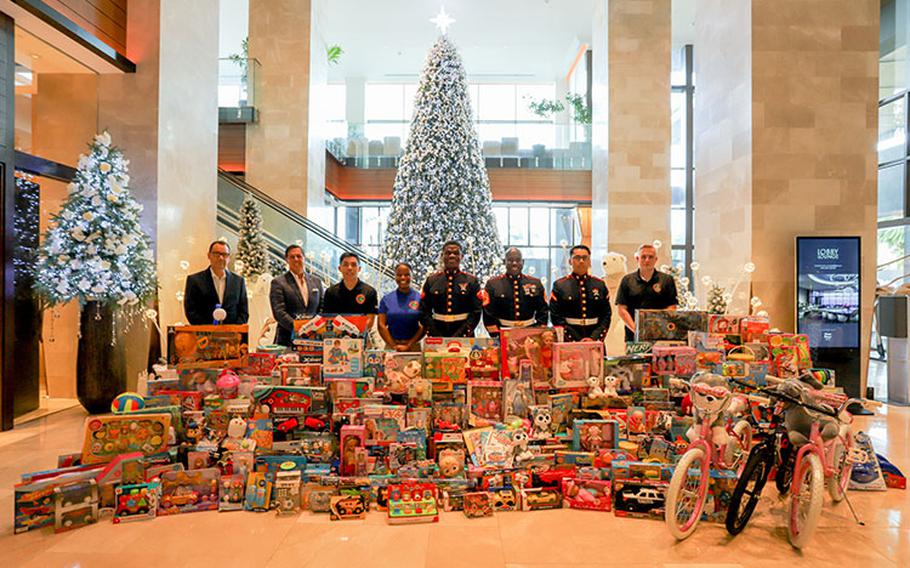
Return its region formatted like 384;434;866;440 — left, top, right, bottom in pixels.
99;0;219;383
247;0;328;223
695;0;879;388
592;0;672;270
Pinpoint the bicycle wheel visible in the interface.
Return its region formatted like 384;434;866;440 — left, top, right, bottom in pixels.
827;432;853;503
775;444;794;496
788;452;824;549
725;445;772;536
665;447;708;540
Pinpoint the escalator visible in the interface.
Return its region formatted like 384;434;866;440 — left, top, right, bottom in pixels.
217;170;396;293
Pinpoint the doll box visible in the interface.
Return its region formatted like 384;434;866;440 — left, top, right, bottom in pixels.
571;420;619;452
553;342;605;389
651;346;697;377
500;327;564;390
424;337;501;380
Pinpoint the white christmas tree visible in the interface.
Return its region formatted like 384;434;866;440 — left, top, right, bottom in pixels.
706;281;728;314
34;131;156;308
235;195;269;278
382;34;503;284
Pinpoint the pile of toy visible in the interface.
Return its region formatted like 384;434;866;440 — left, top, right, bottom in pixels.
12;311;902;543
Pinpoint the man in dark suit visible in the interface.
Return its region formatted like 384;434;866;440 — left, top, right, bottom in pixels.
270;244;324;346
183;240;249;325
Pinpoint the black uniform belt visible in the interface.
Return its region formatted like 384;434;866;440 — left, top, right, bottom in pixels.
564;317;599;326
432;313;469;322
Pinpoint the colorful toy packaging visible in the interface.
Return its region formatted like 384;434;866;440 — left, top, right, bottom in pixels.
612;479;668;519
167;325;249;368
562;478;611;511
520;487;563;511
158;469;220;515
54;480;98;533
80;413;171;464
635;310;708;342
501;327;563;390
331;494;368;520
651;345;697;377
323;338;364;378
388;483;439;524
113;483;158;523
572;420;619;452
553;342;604;389
462;491;493;518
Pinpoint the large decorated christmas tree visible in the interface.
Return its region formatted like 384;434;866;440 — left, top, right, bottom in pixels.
382;33;503;284
34;131;156;308
235;195;269;278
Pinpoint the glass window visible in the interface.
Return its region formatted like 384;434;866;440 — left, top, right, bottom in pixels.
879;97;907;164
529;208;550;246
552;208;577;248
671;248;686;271
509;207;529;245
523;247;549;279
477;84;516;121
325;84;347;122
365;84;405;121
671;168;686;207
878;225;909;287
551;247;571;280
364;123;407;145
671;91;687;169
879;163;906;221
403;84;419;122
881;0;909;99
493;207;509;244
671;208;686;246
517;84;556;121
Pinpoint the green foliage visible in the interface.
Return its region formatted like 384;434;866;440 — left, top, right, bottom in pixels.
526;92;591;124
327;44;344;65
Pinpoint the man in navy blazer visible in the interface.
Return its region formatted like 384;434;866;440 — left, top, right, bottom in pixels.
270;244;324;346
183;241;249;325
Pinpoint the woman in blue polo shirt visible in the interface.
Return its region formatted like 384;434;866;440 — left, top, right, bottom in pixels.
378;262;425;351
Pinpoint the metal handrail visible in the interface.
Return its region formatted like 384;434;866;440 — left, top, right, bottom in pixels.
217;169;396;281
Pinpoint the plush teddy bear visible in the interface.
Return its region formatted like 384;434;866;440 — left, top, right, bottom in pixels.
586;376;606;400
602;252;629;356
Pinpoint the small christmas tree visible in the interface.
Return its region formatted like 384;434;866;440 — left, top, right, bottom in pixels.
34;131;156;309
706;281;728;314
664;264;698;310
235;195;269;278
382;34;503;284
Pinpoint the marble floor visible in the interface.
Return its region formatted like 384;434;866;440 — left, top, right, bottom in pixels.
1;397;907;567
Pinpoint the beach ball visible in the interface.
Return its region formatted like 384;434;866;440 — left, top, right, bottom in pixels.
111;392;145;414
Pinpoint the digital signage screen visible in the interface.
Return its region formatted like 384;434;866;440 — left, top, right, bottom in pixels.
796;237;861;349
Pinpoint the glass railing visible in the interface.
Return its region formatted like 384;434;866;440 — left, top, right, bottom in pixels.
218;57;260;114
216;170;397;294
326;121;592;170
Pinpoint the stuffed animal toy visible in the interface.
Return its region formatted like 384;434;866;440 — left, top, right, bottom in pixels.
438;449;466;478
777;378;839;446
511;429;534;465
602;252;628;356
586;376;606;400
530;405;553;439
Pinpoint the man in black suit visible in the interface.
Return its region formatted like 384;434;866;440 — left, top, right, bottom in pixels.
183;241;249;325
270;244;324;346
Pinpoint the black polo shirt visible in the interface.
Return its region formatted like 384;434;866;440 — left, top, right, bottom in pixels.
615;270;678;340
321;279;378;315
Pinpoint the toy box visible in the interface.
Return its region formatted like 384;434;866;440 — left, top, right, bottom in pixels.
555;451;595;468
113;482;159;523
382;352;423;396
81;413;171;465
330;493;368;520
502;378;534;420
274;470;303;515
625;341;654;356
520;487;563;511
489;487;520;511
408;378;433;408
501;327;563;390
467;381;503;426
635;310;708;342
323;337;364;378
702;469;737;522
153;389;204;411
53;480;98;533
251;385;329;416
423;350;468;390
553;342;604;389
363;350;388;389
281;363;323;386
158;468;219;515
462;491;493;518
424;337;501;380
603;356;652;395
850;431;887;491
549;392;578;435
562;478;611;511
612;478;668;519
362;405;407;444
340;425;366;476
245;351;278;376
651;345;697;377
611;460;673;482
167;324;249;368
219;473;246;511
388;483;439;524
738;316;770;343
708;314;742;334
572;420;619;452
326;377;374;399
434;401;467;431
303;485;336;512
244;471;272;511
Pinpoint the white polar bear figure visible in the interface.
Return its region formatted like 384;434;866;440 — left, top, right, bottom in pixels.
602;252;628;356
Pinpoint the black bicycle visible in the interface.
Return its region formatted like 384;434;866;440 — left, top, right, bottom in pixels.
724;379;795;536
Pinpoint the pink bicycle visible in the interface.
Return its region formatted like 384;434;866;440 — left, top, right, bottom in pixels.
769;378;868;548
665;373;754;540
